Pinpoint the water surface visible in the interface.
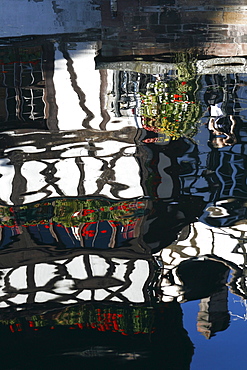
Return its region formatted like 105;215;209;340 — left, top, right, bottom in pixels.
1;2;247;369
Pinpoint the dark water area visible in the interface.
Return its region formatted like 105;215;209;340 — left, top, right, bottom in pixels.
1;1;247;369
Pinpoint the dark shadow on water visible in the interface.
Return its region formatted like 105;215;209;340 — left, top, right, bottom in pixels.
0;302;194;370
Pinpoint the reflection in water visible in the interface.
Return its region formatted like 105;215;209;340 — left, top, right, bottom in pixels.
0;302;194;369
1;1;247;369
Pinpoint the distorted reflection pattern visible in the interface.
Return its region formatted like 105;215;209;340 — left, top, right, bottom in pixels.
1;2;247;369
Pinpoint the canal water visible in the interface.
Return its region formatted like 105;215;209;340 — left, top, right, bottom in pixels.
1;1;247;369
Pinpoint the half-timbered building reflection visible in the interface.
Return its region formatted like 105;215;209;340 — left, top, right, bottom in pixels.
0;39;144;134
0;127;143;205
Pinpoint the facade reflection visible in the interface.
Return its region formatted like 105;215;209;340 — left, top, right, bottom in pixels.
1;3;247;368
